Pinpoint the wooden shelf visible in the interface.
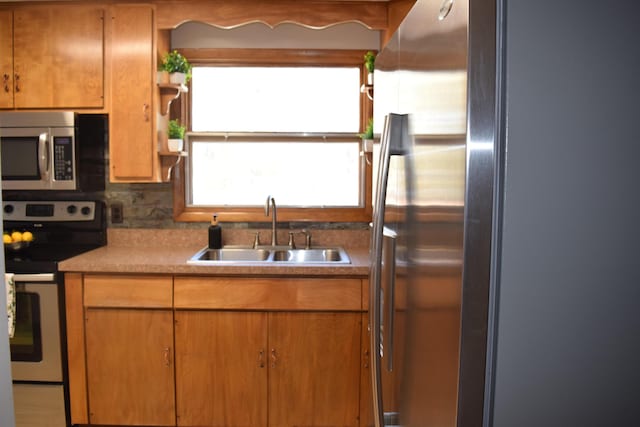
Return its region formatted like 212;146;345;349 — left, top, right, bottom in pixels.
159;150;188;182
158;83;188;116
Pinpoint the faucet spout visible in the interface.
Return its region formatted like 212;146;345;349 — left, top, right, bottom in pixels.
265;195;278;246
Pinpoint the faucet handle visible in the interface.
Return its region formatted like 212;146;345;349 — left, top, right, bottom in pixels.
301;229;312;249
253;232;261;248
288;232;296;249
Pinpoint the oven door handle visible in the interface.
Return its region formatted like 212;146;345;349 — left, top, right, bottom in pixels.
12;273;56;282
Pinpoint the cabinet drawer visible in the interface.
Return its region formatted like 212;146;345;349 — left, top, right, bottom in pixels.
174;277;361;311
84;275;173;308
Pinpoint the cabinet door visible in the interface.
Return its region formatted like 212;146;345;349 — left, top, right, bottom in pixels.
85;308;176;426
175;310;268;427
0;10;13;109
269;312;361;427
13;5;104;109
110;4;158;181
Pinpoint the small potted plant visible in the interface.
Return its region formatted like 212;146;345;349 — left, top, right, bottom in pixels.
360;118;374;163
161;50;192;85
364;51;376;85
360;118;374;142
167;119;186;152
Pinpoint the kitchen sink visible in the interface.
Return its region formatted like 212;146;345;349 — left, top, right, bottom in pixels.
193;248;271;262
188;246;350;264
272;248;346;263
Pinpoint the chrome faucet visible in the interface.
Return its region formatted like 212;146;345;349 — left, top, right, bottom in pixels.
264;195;278;246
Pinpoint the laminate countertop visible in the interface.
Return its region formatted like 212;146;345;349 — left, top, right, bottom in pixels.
59;228;370;277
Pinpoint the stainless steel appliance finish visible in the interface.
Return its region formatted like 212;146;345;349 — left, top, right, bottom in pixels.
10;274;67;427
0;112;107;193
5;200;106;427
369;0;497;425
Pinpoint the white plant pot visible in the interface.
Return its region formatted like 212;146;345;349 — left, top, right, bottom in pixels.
167;138;184;152
367;72;374;85
169;72;186;85
157;71;170;84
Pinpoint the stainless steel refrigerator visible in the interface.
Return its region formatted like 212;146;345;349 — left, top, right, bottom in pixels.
369;0;496;426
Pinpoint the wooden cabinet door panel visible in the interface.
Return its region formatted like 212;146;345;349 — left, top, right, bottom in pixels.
269;312;361;427
110;4;157;181
85;308;175;426
0;10;13;109
13;6;104;109
175;310;268;427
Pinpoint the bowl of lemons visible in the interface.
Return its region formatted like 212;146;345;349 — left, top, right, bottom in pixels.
3;230;34;251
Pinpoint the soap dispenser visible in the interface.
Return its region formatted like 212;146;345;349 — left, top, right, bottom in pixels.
208;214;222;249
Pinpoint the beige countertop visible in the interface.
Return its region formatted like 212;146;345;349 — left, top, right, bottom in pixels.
59;228;370;277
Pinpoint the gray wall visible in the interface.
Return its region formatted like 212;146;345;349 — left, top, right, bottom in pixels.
490;1;640;426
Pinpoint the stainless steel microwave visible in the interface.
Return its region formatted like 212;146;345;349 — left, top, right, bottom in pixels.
0;112;106;192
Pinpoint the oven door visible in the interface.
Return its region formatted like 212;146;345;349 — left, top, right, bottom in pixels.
10;273;62;382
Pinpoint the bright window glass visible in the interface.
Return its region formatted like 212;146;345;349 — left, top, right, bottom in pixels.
189;139;362;206
191;67;360;133
188;65;364;208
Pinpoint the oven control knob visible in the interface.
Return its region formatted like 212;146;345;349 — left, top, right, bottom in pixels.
81;206;91;216
4;204;14;215
67;205;77;215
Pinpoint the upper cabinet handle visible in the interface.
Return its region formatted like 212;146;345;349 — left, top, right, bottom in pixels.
3;74;9;92
14;74;20;92
143;103;150;121
163;347;171;367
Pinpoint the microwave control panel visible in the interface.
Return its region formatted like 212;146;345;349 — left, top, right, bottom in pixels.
53;136;74;181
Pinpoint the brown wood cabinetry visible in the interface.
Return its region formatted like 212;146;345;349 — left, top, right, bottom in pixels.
66;273;366;427
82;275;176;426
269;311;361;427
0;5;104;110
0;10;13;109
109;4;160;182
174;276;363;427
85;309;175;426
174;310;269;426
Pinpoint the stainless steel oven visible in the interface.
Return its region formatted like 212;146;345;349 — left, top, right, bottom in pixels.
4;200;106;427
10;273;66;427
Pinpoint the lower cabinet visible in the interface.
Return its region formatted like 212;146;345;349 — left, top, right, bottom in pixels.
175;310;361;427
66;273;366;427
85;308;176;425
174;310;269;426
82;274;176;426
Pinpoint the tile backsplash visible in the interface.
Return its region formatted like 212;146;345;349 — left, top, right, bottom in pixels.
104;181;369;232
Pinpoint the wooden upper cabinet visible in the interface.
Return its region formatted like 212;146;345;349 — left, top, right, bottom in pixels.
0;11;13;109
11;5;104;109
110;4;160;182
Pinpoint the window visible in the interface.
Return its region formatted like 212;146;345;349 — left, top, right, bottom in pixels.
173;49;373;223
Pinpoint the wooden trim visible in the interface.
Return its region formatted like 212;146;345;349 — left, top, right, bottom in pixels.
382;0;416;47
182;48;370;66
84;274;173;308
155;0;389;30
172;47;374;223
174;276;361;310
64;273;88;425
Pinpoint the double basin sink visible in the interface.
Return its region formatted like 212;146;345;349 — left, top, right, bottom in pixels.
188;246;351;265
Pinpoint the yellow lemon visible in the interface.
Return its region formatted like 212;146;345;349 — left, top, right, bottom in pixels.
3;234;11;244
22;231;33;242
10;231;22;242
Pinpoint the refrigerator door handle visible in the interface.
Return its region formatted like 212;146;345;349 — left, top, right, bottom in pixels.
369;113;408;427
382;229;397;373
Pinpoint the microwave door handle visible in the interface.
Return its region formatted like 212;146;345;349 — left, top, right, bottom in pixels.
38;132;50;179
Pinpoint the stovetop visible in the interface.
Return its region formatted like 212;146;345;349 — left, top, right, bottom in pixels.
3;200;106;274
